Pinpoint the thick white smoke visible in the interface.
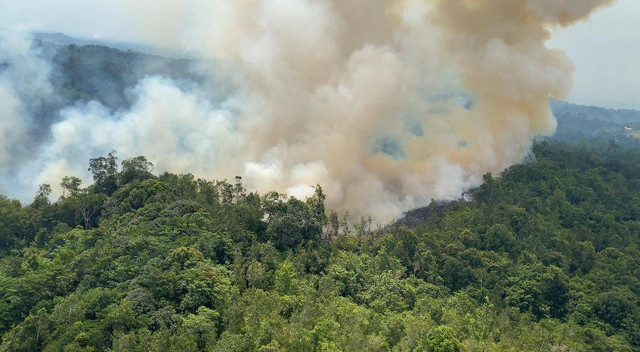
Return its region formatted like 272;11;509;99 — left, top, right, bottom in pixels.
3;0;615;221
22;77;240;196
0;31;53;196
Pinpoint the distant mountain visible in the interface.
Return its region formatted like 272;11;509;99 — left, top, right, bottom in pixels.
29;38;206;117
32;32;178;58
551;99;640;144
21;38;206;145
551;99;640;124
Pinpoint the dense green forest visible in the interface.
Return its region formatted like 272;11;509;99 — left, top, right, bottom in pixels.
1;139;640;351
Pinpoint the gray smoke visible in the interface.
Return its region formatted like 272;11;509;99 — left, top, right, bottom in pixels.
0;31;53;196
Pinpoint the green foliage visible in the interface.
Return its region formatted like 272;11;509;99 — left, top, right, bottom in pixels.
1;140;640;351
418;326;461;352
88;151;118;196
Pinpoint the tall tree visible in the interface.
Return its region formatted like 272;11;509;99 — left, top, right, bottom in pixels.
88;150;118;195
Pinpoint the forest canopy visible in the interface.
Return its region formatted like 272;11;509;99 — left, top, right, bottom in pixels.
0;139;639;351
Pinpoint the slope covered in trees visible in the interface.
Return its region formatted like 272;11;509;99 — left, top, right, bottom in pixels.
0;139;639;351
36;41;200;113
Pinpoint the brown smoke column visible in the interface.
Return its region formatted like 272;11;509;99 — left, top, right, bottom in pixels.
115;0;615;221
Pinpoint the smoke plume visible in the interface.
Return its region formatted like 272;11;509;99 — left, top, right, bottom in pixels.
3;0;615;221
0;31;53;195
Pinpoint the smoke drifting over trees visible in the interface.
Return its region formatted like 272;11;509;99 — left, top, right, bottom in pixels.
0;0;615;221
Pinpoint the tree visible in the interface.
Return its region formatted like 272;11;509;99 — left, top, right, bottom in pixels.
233;176;246;203
306;185;327;225
265;197;322;250
61;176;82;198
482;224;516;253
418;326;461;352
594;289;636;329
325;210;340;240
504;264;570;319
32;184;52;209
77;189;106;229
119;156;154;185
179;307;219;350
274;260;297;295
0;197;23;249
88;150;118;195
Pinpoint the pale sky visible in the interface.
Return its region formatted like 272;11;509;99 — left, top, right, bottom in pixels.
0;0;639;110
548;0;640;110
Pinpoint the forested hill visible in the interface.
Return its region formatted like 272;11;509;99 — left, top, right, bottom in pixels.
1;139;639;351
1;37;639;351
550;100;640;144
36;40;199;112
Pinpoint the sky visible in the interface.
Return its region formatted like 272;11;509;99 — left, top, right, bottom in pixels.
0;0;638;110
548;0;640;110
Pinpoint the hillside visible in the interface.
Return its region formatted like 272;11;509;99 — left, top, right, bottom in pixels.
35;40;200;113
551;100;640;144
2;36;640;352
1;139;639;351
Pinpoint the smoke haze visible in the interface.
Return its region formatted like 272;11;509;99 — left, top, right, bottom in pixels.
0;31;54;194
0;0;615;221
